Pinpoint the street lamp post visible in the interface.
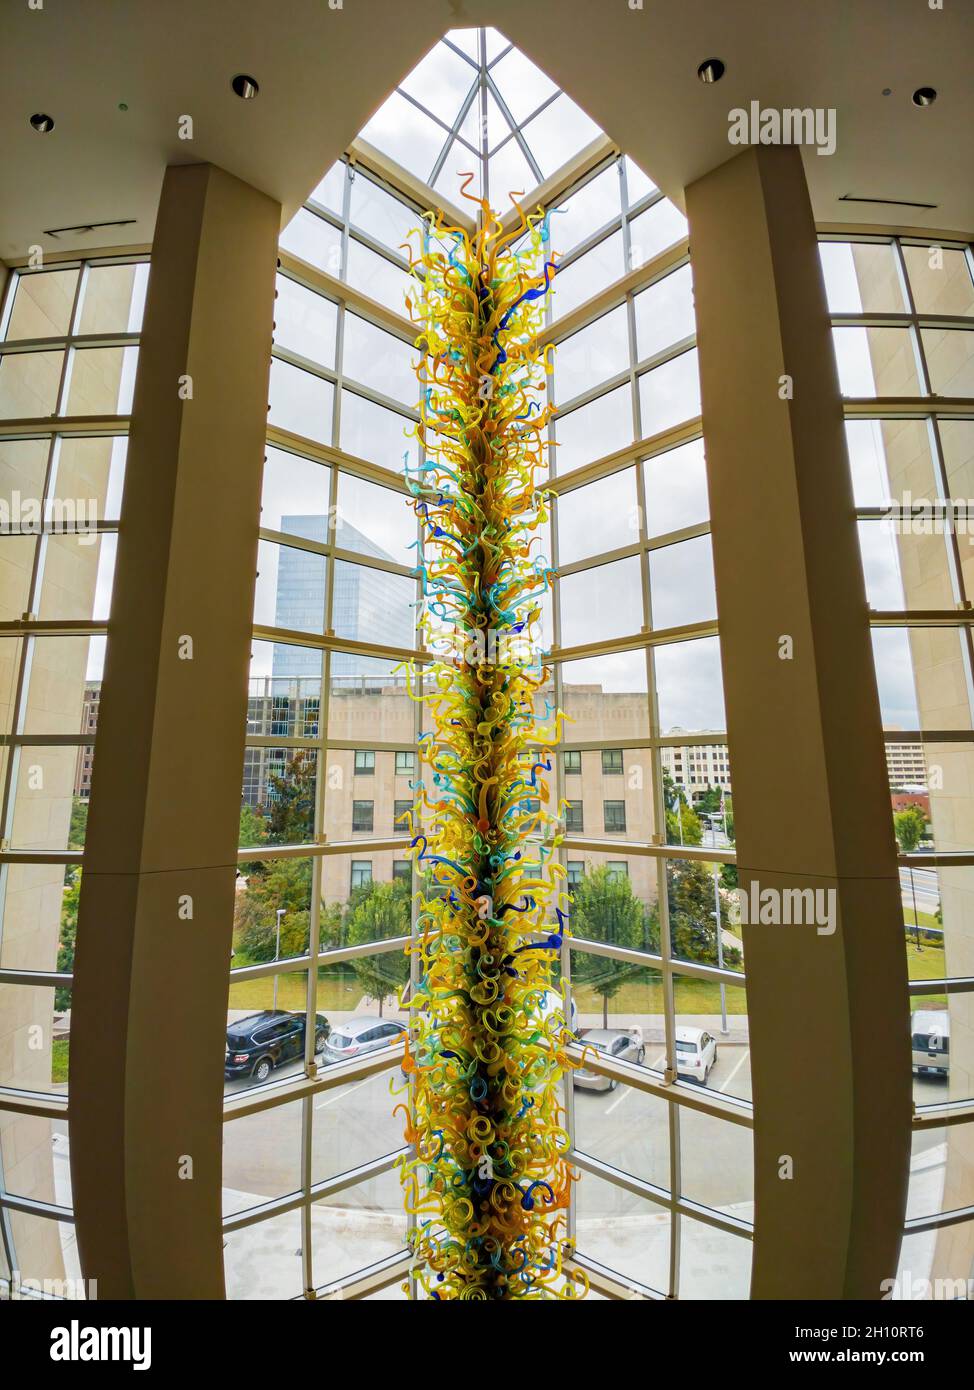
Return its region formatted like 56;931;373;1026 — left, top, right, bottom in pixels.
272;907;285;1010
711;803;728;1035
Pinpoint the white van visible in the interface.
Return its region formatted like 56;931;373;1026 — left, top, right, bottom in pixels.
912;1009;949;1077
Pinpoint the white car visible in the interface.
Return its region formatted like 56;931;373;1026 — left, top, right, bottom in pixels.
675;1026;717;1085
912;1009;949;1077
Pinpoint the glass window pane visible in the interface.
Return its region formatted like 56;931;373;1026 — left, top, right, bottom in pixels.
224;1209;304;1299
554;305;629;406
332;559;415;649
638;349;700;435
6;269;79;340
0;349;64;418
0;980;71;1096
629;199;688;268
0;859;79;973
328;658;413;742
871;627;974;732
0;536;36;619
520;95;600;180
260;447;331;540
557;468;638;565
654;636;726;734
554;383;632;475
232;859;314;967
844;418;938;507
336;471;414;563
345;240;412;317
559;651;650;742
831;326;921;396
65;346;138;415
339;390;412;470
311;1170;407;1291
38;533;116;621
575;1172;669;1294
399;40;477;125
680;1107;753;1219
268;358;334;443
559;556;642;647
643;438;709;537
247;642;322;739
255;537;327;635
77;263;148;334
819;241;906;313
679;1219;752;1300
341;314;416;407
349;174;418;257
279;207;342;275
490;45;558;124
222;1101;303;1215
903;244;974;317
634;264;695;362
550;231;625;321
53;435;127;520
360;92;447;183
22;635;99;734
273;276;337;369
0;436;49;505
573;1079;669;1190
10;747;88;852
551;166;622;256
922;327;974;398
625;156;657;204
649;534;717;629
308;160;346;213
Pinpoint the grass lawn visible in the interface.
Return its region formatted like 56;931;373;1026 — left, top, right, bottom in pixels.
572;971;747;1018
228;966;392;1015
51;1038;70;1085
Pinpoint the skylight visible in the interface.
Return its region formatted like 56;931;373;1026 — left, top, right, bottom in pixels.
359;27;603;210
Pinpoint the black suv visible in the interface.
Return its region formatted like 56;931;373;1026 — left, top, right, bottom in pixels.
225;1009;330;1084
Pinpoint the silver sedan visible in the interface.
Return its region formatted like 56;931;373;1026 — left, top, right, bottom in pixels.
574;1028;646;1092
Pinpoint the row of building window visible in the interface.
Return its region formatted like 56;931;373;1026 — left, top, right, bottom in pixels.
344;797;630;834
353;749;415;775
346;858;632;891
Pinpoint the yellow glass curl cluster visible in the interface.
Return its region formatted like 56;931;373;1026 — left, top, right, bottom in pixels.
393;183;586;1300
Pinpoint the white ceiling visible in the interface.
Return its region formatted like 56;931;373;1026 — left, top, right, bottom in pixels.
2;0;972;261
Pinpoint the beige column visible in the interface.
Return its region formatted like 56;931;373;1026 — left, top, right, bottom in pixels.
70;164;279;1298
686;145;911;1298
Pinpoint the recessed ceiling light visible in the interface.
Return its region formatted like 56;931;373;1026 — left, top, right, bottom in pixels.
29;113;55;133
231;74;259;100
697;58;725;84
882;88;892;97
912;87;937;107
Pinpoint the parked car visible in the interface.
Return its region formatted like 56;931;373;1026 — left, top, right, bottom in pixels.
574;1028;645;1092
675;1026;717;1085
912;1009;950;1077
321;1015;407;1065
225;1009;329;1084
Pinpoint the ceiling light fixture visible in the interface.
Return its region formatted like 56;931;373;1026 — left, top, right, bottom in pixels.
697;58;725;84
912;87;937;107
29;113;55;133
231;74;259;100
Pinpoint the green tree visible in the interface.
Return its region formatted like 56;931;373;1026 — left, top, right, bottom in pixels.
238;802;267;849
57;868;81;1012
663;769;703;846
233;857;313;963
666;859;742;969
344;878;411;1016
569;865;646;1027
68;796;88;852
265;750;316;845
894;804;927;853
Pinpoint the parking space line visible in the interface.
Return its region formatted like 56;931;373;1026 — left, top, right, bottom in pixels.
718;1048;750;1094
315;1073;381;1111
605;1085;632;1116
